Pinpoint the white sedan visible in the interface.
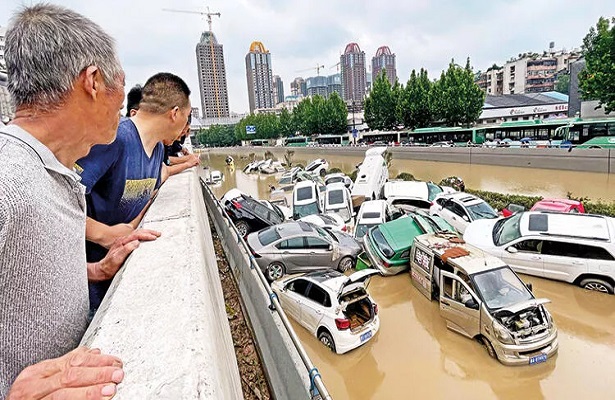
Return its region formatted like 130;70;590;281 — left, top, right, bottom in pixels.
271;269;380;354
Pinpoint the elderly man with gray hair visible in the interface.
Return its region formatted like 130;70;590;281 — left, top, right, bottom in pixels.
0;4;160;399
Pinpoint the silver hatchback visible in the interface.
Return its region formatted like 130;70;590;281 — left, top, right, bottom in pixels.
247;221;362;281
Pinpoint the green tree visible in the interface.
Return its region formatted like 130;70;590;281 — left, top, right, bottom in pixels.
364;70;397;130
555;74;570;95
436;58;484;126
291;94;347;135
579;17;615;114
278;108;295;137
197;124;238;147
235;113;280;141
326;92;348;134
399;68;433;129
429;71;446;123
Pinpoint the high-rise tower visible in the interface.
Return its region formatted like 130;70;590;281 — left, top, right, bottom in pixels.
272;75;284;105
340;43;366;107
196;31;230;119
372;46;397;86
245;41;274;112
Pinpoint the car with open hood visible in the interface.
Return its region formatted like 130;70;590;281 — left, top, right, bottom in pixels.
246;221;362;281
271;269;380;354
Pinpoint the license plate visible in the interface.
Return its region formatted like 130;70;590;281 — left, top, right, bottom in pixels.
360;330;372;342
529;353;547;365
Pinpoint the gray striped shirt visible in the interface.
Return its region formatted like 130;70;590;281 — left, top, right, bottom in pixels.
0;125;89;398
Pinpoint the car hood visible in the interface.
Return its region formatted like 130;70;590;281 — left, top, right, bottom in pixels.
463;218;499;249
330;230;362;253
495;298;551;315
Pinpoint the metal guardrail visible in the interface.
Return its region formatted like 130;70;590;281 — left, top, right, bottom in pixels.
199;178;332;400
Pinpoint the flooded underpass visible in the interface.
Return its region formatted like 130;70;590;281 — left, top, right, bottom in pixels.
201;150;615;399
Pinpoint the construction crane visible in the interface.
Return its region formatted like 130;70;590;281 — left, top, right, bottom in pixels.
295;64;325;76
330;61;341;73
163;7;223;118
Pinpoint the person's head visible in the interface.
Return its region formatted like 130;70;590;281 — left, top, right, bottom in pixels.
126;84;142;117
5;4;124;145
138;72;191;145
176;114;192;140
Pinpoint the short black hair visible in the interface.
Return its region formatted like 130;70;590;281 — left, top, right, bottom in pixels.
139;72;191;114
126;84;142;116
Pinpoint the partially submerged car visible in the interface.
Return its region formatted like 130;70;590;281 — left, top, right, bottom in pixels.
246;221;362;281
409;233;558;366
382;181;456;209
271;269;380;354
354;200;404;240
362;213;454;275
205;170;223;185
324;182;355;231
530;198;585;214
221;189;285;237
430;192;498;234
305;158;329;177
292;180;324;219
324;172;353;189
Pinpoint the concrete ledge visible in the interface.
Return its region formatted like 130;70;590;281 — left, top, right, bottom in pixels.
81;169;243;399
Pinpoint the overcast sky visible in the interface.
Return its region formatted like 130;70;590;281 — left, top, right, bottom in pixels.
0;1;611;114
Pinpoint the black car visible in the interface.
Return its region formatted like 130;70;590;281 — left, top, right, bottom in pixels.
223;192;286;236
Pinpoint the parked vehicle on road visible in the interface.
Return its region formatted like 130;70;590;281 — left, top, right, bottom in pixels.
430;141;454;147
299;213;347;233
222;189;285;237
430;192;499;234
246;221;362;281
271;269;380;354
350;147;389;204
362;213;454;276
305;158;329;177
325;182;355;231
354;200;404;240
293;180;324;219
382;180;456;209
530;199;585;214
464;212;615;294
409;233;558;366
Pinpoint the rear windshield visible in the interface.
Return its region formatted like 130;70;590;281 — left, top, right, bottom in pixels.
370;227;394;258
327;177;344;185
426;182;443;201
258;227;281;246
355;223;376;239
296;187;313;201
328;190;344;205
362;211;381;219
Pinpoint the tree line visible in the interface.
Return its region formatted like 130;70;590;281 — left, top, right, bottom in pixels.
365;58;485;131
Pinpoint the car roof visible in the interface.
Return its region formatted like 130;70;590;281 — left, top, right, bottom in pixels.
326;182;347;191
273;221;316;238
376;216;425;250
384;181;428;199
414;233;508;275
437;192;483;206
357;200;386;221
295;180;317;189
518;211;613;242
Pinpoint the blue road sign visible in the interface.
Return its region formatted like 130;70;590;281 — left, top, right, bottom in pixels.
352;128;358;138
246;125;256;135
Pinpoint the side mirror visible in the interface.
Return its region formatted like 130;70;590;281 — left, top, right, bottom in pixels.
526;282;533;292
464;298;479;310
506;246;518;254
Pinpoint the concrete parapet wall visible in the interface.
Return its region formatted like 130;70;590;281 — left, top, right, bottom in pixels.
81;169;243;399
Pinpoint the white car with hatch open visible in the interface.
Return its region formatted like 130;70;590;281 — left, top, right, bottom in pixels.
271;269;380;354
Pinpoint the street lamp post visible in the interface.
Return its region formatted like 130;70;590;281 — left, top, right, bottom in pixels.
352;99;356;145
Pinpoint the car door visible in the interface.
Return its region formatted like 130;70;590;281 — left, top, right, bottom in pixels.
441;200;468;233
540;240;587;283
410;243;434;299
282;278;310;324
305;236;333;269
278;236;312;273
439;271;481;339
301;283;329;334
500;238;544;277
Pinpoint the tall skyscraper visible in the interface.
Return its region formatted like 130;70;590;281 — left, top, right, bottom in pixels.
245;41;274;112
372;46;397;86
291;77;307;97
196;31;230;119
306;76;328;97
272;75;284;105
327;74;342;98
340;42;367;106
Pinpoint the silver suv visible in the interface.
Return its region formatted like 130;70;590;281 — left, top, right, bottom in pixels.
464;212;615;294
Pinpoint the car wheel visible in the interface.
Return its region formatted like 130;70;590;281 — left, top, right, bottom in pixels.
580;278;614;294
338;256;354;272
265;262;285;282
235;220;250;237
318;330;336;353
482;337;497;359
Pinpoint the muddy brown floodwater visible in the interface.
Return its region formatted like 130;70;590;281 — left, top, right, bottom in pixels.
200;150;615;400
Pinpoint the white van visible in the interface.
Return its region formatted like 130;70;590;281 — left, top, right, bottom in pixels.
350;147;389;203
354;200;402;239
324;182;354;231
292;180;323;219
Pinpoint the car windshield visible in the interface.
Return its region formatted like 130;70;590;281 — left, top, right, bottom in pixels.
355;223;376;238
279;175;292;185
331;207;352;222
472;267;533;310
293;202;319;219
426;182;443;201
258;227;281;246
370;227;394;258
327;177;344;185
362;211;381;219
327;190;345;205
467;202;498;220
493;213;522;246
296;187;313;201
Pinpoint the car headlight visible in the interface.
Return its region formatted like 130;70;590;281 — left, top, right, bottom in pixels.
492;320;514;345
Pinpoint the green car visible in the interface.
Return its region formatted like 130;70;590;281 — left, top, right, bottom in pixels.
361;213;455;276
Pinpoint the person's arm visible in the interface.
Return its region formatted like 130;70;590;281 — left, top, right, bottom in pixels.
7;347;124;400
165;154;200;178
87;229;161;282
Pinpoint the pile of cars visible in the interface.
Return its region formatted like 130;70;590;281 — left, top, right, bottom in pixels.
218;147;615;363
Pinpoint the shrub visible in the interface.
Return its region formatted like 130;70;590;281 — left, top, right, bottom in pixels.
328;167;343;174
396;172;416;181
439;176;465;191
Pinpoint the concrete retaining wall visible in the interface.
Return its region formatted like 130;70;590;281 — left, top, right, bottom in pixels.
204;146;614;174
200;181;316;400
81;169;243;399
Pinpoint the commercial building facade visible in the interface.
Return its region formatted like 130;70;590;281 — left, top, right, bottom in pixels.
245;41;274;113
371;46;397;86
340;42;367;107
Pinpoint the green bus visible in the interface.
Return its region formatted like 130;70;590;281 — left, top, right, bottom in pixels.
250;139;269;146
284;136;310;147
407;126;486;146
555;118;615;146
314;134;351;146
